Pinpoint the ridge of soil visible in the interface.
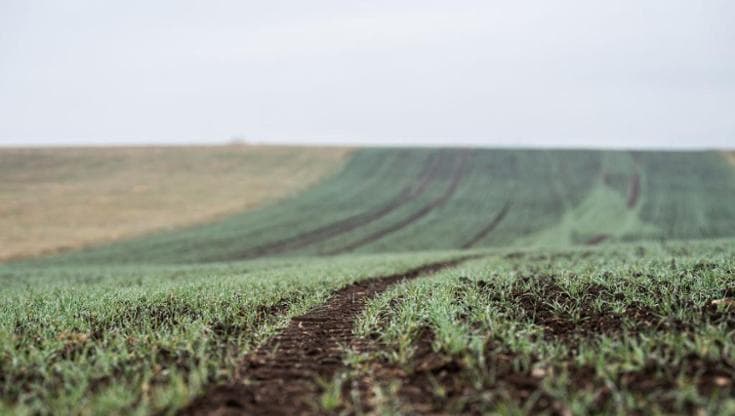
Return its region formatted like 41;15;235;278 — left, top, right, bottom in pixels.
221;152;446;261
178;256;476;416
462;201;511;249
327;151;470;255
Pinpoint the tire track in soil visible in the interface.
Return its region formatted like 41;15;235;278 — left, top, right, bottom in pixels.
627;172;641;209
326;150;471;255
627;151;642;209
585;234;609;246
587;155;642;246
461;201;512;249
179;256;476;416
220;152;446;261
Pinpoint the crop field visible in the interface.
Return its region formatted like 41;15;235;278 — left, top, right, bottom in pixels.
2;146;735;415
0;145;350;262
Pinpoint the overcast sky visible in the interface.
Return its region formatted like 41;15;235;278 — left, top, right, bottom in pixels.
1;1;733;149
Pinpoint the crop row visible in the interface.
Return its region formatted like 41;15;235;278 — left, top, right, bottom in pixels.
0;252;459;415
331;239;735;414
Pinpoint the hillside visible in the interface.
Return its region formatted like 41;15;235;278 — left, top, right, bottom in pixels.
0;145;350;261
36;148;735;265
3;147;735;415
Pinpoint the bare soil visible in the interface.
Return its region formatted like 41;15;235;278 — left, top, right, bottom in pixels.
352;329;735;415
345;273;735;415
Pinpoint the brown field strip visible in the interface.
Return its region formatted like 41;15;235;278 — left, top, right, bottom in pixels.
0;145;350;262
179;256;475;416
727;152;735;166
326;151;470;255
222;153;446;260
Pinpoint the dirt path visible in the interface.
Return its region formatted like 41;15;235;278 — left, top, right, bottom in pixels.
462;201;511;249
221;153;446;261
179;257;473;416
327;151;470;255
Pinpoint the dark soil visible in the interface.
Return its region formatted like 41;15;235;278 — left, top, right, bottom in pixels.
394;334;569;415
350;329;586;415
220;152;448;261
351;329;735;415
585;234;609;246
464;275;673;344
178;257;475;416
327;151;470;255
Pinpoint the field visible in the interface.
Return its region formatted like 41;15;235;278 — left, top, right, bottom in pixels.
0;145;350;262
2;147;735;415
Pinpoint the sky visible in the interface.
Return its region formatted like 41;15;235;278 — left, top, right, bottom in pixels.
1;0;733;149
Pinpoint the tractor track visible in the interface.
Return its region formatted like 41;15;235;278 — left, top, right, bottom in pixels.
627;151;641;209
179;256;476;416
326;150;471;255
588;155;642;246
627;173;641;209
220;153;447;260
462;200;512;249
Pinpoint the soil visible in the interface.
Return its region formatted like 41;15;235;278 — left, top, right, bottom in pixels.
352;329;735;415
223;152;448;260
382;334;569;415
345;272;735;415
179;256;475;416
328;150;470;255
464;275;676;345
462;201;511;249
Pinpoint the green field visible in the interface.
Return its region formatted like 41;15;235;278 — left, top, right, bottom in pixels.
29;149;735;265
2;147;735;415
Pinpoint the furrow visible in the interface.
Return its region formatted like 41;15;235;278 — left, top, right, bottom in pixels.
221;152;446;260
327;150;471;255
461;200;512;249
178;256;475;416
